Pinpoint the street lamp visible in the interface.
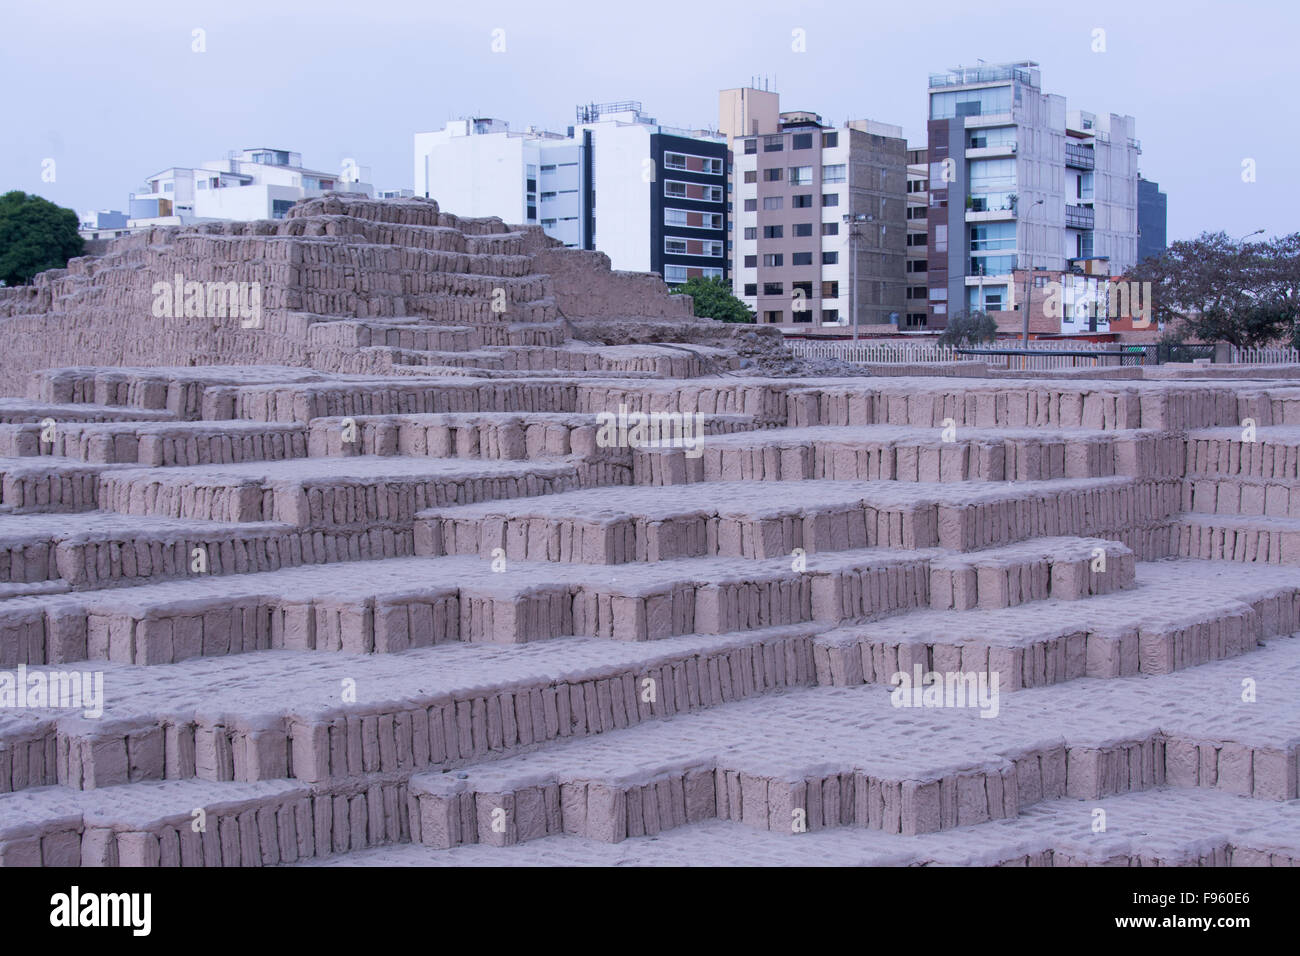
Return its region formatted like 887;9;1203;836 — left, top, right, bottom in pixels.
844;212;873;342
1020;198;1045;348
1235;228;1265;242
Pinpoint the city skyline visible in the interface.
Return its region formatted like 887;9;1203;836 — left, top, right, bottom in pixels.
3;0;1294;243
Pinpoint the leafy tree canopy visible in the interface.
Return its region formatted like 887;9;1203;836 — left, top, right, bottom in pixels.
937;309;998;347
670;275;755;323
1125;231;1300;349
0;191;85;287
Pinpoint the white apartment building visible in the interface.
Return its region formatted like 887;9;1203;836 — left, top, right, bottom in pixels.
128;148;374;229
414;104;729;280
925;62;1140;327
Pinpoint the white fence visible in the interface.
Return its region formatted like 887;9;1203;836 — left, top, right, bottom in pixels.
786;339;1138;370
1231;347;1300;364
788;340;1300;369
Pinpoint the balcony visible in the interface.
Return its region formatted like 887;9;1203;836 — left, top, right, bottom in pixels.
1065;143;1095;169
1065;205;1095;230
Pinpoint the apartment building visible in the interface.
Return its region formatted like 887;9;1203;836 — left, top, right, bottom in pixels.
414;103;728;283
128;148;374;229
1137;176;1168;264
731;112;907;332
905;146;930;329
925;61;1141;330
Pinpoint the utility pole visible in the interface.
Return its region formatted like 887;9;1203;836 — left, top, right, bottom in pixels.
844;212;873;342
1020;198;1045;349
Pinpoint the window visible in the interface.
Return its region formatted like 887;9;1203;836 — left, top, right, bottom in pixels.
764;168;783;182
793;222;813;237
665;181;687;198
705;241;724;257
792;133;813;150
790;166;813;185
822;221;839;235
665;238;688;255
930;84;1013;120
744;255;757;268
744;170;757;183
822;193;839;207
906;206;928;220
527;205;536;220
792;194;813;209
527;179;536;192
763;225;783;239
664;152;688;170
744;227;757;240
822;281;839;298
744;139;757;154
822;164;847;183
792;252;813;266
969;221;1016;252
540;192;557;200
906;260;928;273
271;199;294;219
762;196;783;211
792;280;813;297
764;310;783;323
763;282;784;295
822;308;839;323
968;127;1016;150
906;233;928;246
934;224;947;253
702;185;723;202
743;283;758;296
763;254;784;267
763;135;784;152
744;199;757;212
823;251;838;264
822;132;838;149
664;265;688;284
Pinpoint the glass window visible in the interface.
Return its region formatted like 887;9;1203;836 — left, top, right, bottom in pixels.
822;193;839;207
763;254;783;267
929;84;1013;120
822;251;838;264
763;225;783;239
744;139;757;154
792;194;813;208
792;252;813;266
793;222;813;236
790;166;813;185
744;199;757;211
743;283;757;296
792;133;813;150
744;255;757;267
822;164;846;183
822;221;839;235
763;135;784;152
744;170;757;183
764;168;783;182
744;227;757;240
763;196;783;210
822;132;838;149
763;283;784;295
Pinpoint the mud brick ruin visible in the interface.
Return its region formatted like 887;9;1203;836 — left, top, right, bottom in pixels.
0;194;1297;867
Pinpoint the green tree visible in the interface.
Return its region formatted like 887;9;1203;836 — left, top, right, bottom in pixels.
1124;231;1300;349
0;191;85;286
937;309;998;347
670;275;754;323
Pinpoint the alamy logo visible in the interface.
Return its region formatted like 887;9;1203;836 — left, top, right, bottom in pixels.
50;887;151;936
1041;278;1153;328
0;665;103;718
595;403;706;459
889;665;1000;718
151;272;262;328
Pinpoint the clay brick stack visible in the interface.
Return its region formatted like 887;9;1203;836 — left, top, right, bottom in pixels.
0;196;1297;868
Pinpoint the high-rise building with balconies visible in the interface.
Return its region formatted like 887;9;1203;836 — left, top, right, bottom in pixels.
924;61;1141;332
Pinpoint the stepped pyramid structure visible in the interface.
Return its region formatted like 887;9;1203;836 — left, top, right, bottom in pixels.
0;195;1297;867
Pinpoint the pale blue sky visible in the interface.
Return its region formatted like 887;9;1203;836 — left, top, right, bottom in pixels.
3;0;1295;240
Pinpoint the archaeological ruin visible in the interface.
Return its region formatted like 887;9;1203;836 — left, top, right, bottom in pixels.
0;194;1296;867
